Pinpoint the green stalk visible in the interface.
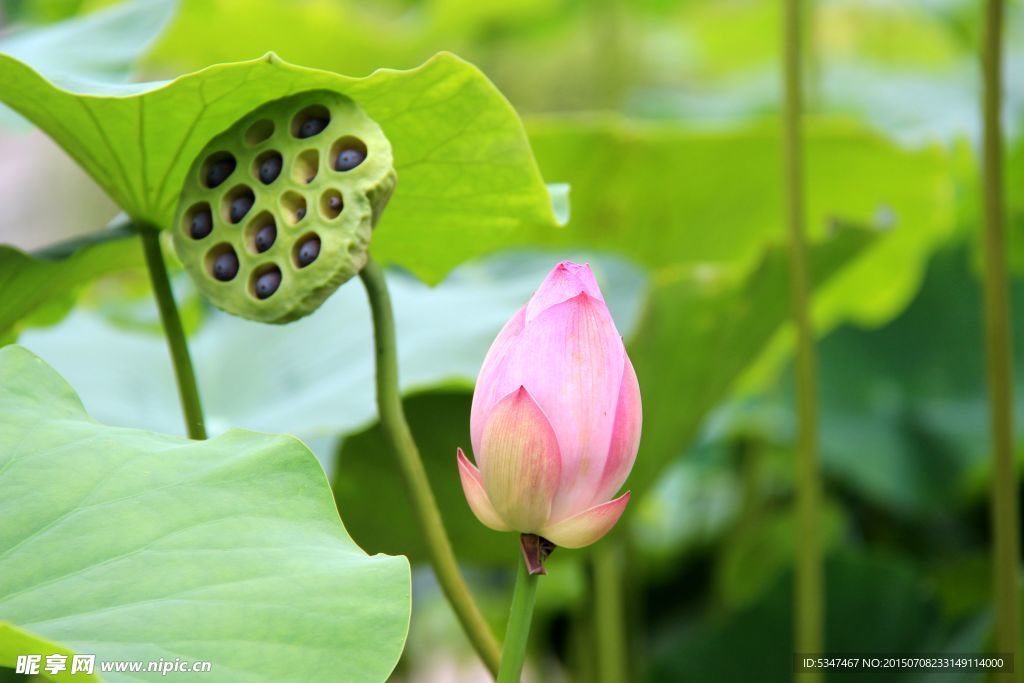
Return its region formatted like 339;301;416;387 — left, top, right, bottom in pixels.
981;0;1019;672
139;228;207;440
497;546;540;683
804;0;821;111
782;0;823;672
593;541;628;683
359;256;502;675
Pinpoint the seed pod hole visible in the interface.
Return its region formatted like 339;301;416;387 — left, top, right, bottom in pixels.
184;202;213;239
245;119;274;146
224;186;256;224
245;212;277;254
206;244;239;282
294;233;321;268
293;149;320;185
254;151;283;185
331;136;367;172
280;191;308;226
251;264;283;300
320;190;343;220
203;152;236;188
292;105;330;139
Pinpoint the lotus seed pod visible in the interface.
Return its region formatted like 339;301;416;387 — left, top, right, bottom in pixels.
173;90;397;323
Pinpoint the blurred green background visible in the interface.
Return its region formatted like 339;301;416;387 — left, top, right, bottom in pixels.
2;0;1023;681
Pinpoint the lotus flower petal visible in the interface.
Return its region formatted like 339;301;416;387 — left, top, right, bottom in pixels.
478;387;561;532
470;304;526;462
591;355;642;506
525;260;604;321
541;492;631;549
471;292;624;520
456;448;509;532
460;260;641;549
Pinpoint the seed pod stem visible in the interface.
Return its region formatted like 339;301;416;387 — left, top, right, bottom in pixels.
359;255;501;675
140;227;207;440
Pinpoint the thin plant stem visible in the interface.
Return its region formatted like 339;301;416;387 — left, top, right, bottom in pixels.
497;547;540;683
359;255;502;676
782;0;823;673
981;0;1019;673
804;0;821;111
139;228;207;440
593;541;628;683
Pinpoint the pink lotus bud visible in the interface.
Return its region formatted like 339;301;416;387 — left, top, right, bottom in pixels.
457;261;641;548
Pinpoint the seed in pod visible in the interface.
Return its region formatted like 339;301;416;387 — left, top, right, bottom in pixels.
190;207;213;239
335;147;365;171
254;222;276;253
295;206;306;221
258;153;282;184
255;267;282;299
213;249;239;281
297;236;321;267
298;117;328;138
328;195;342;212
230;191;255;223
206;156;236;188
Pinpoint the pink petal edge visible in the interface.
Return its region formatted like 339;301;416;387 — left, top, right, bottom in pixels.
525;261;604;321
591;353;642;506
540;491;631;549
456;448;510;532
470;304;528;460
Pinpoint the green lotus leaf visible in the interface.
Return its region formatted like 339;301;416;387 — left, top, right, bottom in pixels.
0;345;410;683
626;225;878;498
0;0;175;127
0;49;559;284
0;226;142;344
527;116;955;329
0;622;100;682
